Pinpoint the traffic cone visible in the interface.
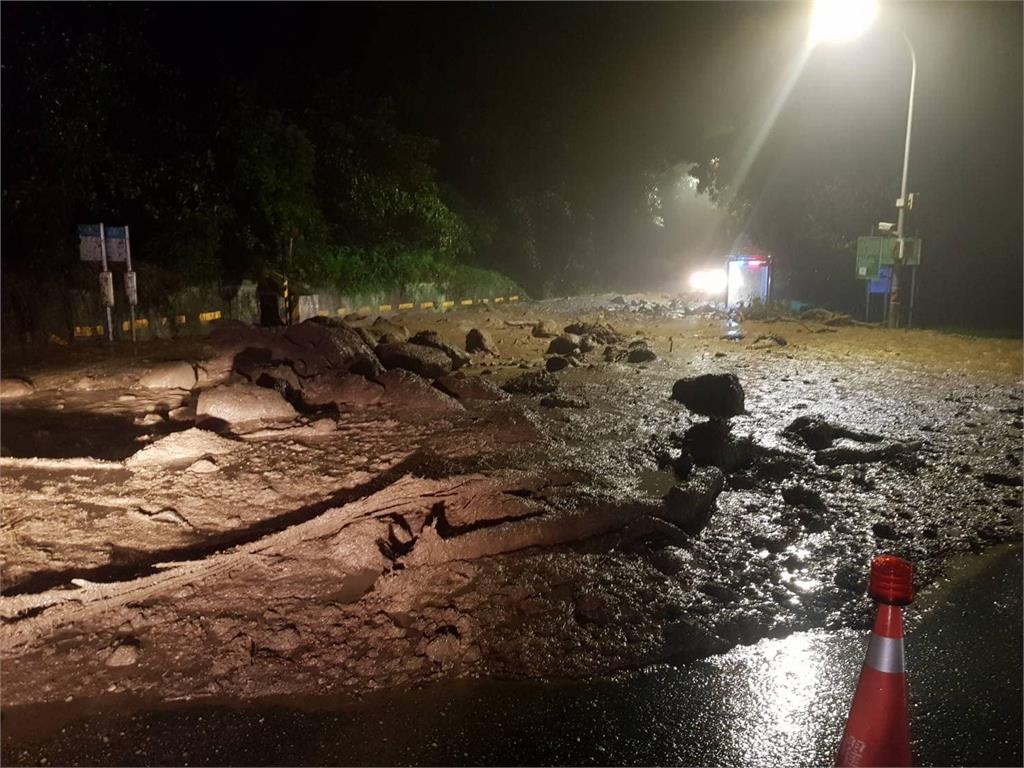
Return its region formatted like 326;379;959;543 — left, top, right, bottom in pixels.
835;554;914;767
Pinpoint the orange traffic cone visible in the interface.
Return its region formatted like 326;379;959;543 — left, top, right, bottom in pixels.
835;554;914;767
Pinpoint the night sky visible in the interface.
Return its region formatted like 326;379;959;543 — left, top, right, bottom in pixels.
3;2;1021;329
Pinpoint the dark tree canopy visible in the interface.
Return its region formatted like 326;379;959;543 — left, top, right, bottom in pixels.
2;2;1021;329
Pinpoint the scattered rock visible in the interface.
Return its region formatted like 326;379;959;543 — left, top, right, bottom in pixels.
545;356;572;373
563;322;624;345
0;378;34;399
466;328;498;355
502;371;559;395
578;335;598;353
408;330;470;370
657;467;725;536
434;372;510;401
375;342;453;380
540;393;589;409
137;361;197;390
532;319;561;338
670;373;746;419
195;384;298;426
125;428;238;469
626;342;657;363
546;334;582;356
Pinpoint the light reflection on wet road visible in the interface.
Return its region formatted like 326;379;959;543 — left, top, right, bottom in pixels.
4;544;1020;767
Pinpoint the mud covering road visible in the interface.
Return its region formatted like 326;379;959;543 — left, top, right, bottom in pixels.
1;295;1021;738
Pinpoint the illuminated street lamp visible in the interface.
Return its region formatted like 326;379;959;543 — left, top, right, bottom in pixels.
809;0;917;328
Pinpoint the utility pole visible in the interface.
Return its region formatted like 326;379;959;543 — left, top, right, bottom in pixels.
888;32;917;329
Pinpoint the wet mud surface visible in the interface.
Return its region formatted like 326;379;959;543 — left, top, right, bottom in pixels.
1;294;1020;745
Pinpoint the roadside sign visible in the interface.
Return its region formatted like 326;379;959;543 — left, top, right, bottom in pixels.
78;224;105;262
104;225;129;262
856;237;882;280
857;236;922;279
869;266;892;294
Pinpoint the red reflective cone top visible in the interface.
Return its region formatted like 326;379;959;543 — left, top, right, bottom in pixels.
868;555;914;606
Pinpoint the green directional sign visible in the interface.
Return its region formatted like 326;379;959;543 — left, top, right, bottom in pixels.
856;236;922;279
856;236;883;279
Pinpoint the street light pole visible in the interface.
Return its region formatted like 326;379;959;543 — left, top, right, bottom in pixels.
888;31;917;329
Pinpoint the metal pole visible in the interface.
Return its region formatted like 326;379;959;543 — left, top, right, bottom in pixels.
888;32;917;329
100;223;113;342
125;225;136;343
907;265;917;328
865;279;871;323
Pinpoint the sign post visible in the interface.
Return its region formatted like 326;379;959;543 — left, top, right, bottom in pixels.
79;223;115;341
107;226;137;342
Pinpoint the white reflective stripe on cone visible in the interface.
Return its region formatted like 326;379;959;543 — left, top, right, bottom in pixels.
865;634;905;674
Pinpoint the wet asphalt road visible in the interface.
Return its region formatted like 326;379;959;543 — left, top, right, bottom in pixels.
4;543;1020;767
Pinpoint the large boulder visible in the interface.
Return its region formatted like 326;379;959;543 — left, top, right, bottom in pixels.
376;370;464;413
138;361;197;390
466;328;498;355
370;316;410;342
502;371;559;395
657;467;725;536
0;378;34;399
670;373;745;419
409;330;471;370
434;372;510;401
375;342;453;380
195;383;297;425
282;317;383;378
